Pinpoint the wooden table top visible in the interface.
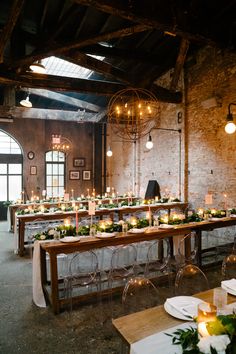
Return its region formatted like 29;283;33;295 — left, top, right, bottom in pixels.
112;289;236;346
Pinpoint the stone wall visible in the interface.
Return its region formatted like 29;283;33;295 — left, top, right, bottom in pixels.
108;47;236;210
0;118;103;199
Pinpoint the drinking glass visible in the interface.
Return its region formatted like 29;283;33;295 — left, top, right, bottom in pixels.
213;287;227;314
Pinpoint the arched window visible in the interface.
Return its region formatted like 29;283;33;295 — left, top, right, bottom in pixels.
45;151;65;197
0;130;23;201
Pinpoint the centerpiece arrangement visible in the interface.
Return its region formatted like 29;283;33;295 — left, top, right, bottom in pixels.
168;313;236;353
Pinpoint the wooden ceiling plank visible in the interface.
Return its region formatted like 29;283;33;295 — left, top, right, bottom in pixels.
71;0;217;46
21;88;102;112
0;106;105;123
0;0;25;63
7;24;150;69
170;38;189;91
40;0;50;32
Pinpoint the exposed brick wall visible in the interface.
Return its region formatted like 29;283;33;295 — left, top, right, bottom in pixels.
0;118;102;198
108;47;236;210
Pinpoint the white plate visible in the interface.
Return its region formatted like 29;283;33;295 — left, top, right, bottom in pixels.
209;217;222;221
221;279;236;296
128;228;147;234
158;224;174;229
164;296;203;320
230;214;236;218
96;232;117;239
60;236;81;243
145;226;160;233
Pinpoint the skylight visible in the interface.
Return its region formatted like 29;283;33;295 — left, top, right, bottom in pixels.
41;55;104;79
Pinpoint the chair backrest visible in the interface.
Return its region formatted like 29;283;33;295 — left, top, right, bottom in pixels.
110;244;137;279
222;254;236;280
68;251;99;286
145;238;170;274
122;276;160;315
175;232;198;267
175;264;209;296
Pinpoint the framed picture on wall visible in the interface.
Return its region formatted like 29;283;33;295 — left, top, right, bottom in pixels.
73;158;85;167
82;170;91;181
30;166;37;175
69;170;80;180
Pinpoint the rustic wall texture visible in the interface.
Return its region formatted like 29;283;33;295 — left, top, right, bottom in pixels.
0;119;102;199
108;47;236;210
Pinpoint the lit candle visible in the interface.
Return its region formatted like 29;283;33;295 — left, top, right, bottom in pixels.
130;217;137;227
87;189;90;198
198;208;204;217
64;218;70;227
109;199;113;205
81;194;84;199
224;193;227;210
197;302;217;337
40;206;45;213
31;190;34;200
75;210;78;234
61;204;65;212
71;189;74;200
72;202;76;210
100;221;106;231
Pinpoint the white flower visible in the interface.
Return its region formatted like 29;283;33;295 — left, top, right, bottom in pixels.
48;229;55;235
24;208;29;213
39;234;46;240
53;230;60;239
118;220;125;225
198;335;230;354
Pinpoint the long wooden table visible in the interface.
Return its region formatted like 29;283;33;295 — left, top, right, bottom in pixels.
39;217;236;314
9;196;139;232
112;288;236;349
16;202;188;256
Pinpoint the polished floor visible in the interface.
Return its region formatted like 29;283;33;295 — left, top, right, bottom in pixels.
0;221;223;354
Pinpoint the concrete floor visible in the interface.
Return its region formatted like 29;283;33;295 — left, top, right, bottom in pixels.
0;221;223;354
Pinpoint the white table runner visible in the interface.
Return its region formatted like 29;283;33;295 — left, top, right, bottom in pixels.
130;322;196;354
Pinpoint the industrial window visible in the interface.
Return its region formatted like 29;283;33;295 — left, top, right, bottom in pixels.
0;130;22;201
45;151;65;197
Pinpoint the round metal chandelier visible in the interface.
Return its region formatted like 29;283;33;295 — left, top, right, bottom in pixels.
107;88;160;141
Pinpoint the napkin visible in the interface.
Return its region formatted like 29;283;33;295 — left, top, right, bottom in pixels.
221;279;236;295
166;298;198;318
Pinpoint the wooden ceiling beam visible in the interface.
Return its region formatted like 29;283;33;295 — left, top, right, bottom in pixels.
0;105;105;123
0;0;25;63
72;0;217;46
7;24;150;70
21;88;102;112
170;38;189;91
59;53;132;84
0;70;182;103
0;71;126;95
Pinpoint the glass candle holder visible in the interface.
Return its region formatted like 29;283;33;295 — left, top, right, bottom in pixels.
213;287;227;314
197;302;217;337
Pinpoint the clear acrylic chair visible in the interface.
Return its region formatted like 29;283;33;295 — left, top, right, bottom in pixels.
222;253;236;280
63;251;100;311
122;276;160;316
175;264;209;296
145;238;171;278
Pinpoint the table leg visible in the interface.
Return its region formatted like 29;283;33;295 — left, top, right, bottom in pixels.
18;220;25;256
195;230;202;267
49;252;60;314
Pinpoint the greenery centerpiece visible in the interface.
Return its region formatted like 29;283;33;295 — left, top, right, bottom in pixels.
168;313;236;354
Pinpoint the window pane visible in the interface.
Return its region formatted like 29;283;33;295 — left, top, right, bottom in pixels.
58;152;65;161
52;177;59;187
47;176;52;187
52;187;59;197
9;176;22;200
47;187;52;197
52;164;58;174
0;176;7;200
9;164;22;174
52;151;59;161
46;151;52;161
58;164;64;175
58;187;64;197
46;164;52;174
0;164;7;174
59;176;64;186
0;130;21;154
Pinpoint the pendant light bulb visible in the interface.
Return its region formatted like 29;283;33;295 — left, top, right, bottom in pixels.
106;146;113;157
225;121;236;134
146;134;153;150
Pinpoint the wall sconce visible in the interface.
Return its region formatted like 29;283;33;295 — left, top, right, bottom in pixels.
146;133;153;150
20;94;32;108
106;146;113;157
225;102;236;134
